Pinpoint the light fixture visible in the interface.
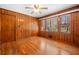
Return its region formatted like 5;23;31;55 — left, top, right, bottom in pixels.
25;4;48;14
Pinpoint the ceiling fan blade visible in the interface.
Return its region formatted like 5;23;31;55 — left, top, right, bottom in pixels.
25;7;33;9
34;4;39;9
31;11;34;14
40;7;48;9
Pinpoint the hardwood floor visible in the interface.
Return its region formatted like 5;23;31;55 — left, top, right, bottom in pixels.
0;36;79;55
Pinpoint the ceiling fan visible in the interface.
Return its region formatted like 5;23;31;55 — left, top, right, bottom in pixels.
25;4;48;14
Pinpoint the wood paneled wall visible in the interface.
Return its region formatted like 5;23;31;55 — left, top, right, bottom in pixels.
0;9;1;44
0;8;1;54
0;8;39;44
15;13;39;40
72;12;79;46
1;14;16;43
39;9;79;47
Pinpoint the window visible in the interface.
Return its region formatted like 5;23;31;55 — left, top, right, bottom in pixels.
50;16;58;32
45;18;51;32
41;16;58;32
60;14;70;33
40;14;70;33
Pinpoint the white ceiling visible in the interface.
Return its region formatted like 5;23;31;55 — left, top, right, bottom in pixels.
0;4;77;18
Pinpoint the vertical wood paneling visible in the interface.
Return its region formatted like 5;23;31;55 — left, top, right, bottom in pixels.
0;9;1;44
0;8;1;54
71;12;76;45
39;11;79;47
72;12;79;46
1;8;39;42
16;14;39;40
76;12;79;45
0;8;39;54
1;14;16;43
